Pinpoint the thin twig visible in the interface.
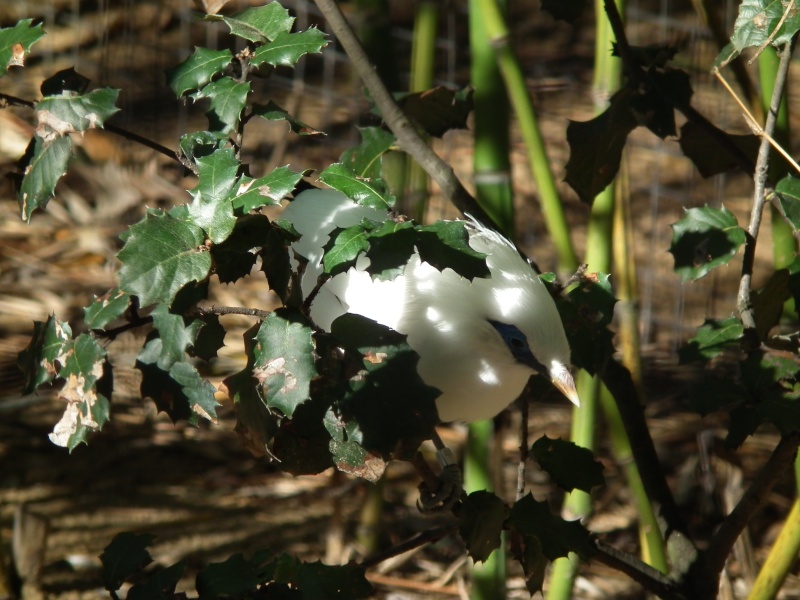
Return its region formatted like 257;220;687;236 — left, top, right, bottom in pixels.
713;67;800;175
192;305;272;319
360;524;459;569
516;390;530;501
736;42;793;335
311;0;494;228
593;542;685;600
0;92;181;165
703;434;800;577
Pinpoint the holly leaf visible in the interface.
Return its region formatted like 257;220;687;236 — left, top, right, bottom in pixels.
340;126;396;179
138;359;218;425
213;3;294;43
100;532;155;592
251;28;328;68
508;494;595;561
396;86;473;137
458;491;508;563
270;554;372;600
84;287;130;330
415;221;490;280
669;205;746;281
322;221;375;275
364;220;416;280
531;436;605;493
565;88;638;204
210;214;273;283
141;305;204;370
318;162;395;210
196;553;266;597
178;130;228;162
251;101;325;136
730;0;800;53
167;47;232;98
18;315;73;393
18;135;73;221
679;121;758;177
253;309;316;418
118;209;212;307
678;317;744;364
775;174;800;231
127;560;186;600
233;165;304;213
36;88;120;141
195;76;250;133
188;148;239;243
0;19;45;75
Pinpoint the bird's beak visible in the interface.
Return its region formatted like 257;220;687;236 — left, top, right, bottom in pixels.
551;364;580;407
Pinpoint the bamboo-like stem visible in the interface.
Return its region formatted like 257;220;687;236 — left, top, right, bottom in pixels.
473;0;578;271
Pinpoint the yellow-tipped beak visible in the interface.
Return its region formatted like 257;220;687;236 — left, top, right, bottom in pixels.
551;365;580;407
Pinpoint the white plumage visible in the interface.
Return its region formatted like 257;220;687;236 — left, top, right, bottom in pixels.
283;189;578;422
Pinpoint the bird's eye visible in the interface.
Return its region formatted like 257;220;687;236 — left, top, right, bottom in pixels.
508;335;527;350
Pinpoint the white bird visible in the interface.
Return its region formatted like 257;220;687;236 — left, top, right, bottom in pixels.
282;188;579;422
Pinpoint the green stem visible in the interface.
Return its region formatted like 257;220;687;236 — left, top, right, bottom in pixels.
474;0;577;270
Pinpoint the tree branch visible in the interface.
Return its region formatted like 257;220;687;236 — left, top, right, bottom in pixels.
736;42;794;335
312;0;494;228
594;541;686;600
702;433;800;577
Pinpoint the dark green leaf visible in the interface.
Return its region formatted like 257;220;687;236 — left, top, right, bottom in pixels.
195;76;250;133
251;28;328;68
59;333;107;390
458;491;508;563
233;165;304;213
364;220;416;280
669;205;746;281
210;214;273;283
678;317;744;364
167;47;232;97
752;270;792;340
224;324;281;457
40;67;90;96
36;88;120;138
555;272;616;375
143;304;203;370
775;174;800;231
217;3;294;43
127;560;186;600
731;0;800;53
531;436;605;492
189;148;239;243
318;162;395;210
0;19;45;75
100;532;155;591
271;554;372;600
688;375;744;416
513;534;547;595
18;315;72;394
322;222;374;275
415;221;490;280
396;86;473;137
565;88;638;204
340;127;396;179
630;69;690;138
118;209;212;307
84;288;130;329
254;309;316;418
18;135;72;221
251;101;325;136
331;315;440;458
179;130;228;162
679;121;758;178
138;359;218;425
193;314;226;362
508;494;595;561
196;553;264;598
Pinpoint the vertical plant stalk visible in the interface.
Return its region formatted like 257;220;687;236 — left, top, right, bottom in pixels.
405;1;437;221
466;1;513;595
737;42;793;334
748;497;800;599
474;0;578;271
